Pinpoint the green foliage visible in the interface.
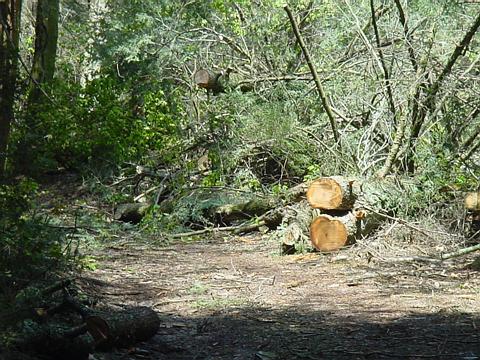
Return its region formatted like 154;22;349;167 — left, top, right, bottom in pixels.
12;75;186;171
0;180;72;301
221;99;317;183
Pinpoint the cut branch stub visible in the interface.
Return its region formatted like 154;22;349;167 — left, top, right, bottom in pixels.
306;177;357;210
310;213;356;251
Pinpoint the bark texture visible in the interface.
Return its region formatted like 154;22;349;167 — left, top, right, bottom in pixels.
0;0;22;177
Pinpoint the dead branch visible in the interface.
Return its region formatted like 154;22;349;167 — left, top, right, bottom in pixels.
342;4;390;60
427;11;480;111
283;5;341;146
370;0;397;120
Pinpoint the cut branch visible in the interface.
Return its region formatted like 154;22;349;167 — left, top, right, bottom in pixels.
370;0;397;120
427;11;480;111
284;5;341;145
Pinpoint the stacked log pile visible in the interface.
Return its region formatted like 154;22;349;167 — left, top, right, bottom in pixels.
280;176;391;253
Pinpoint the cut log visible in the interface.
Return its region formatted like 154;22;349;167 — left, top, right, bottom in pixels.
86;306;160;349
114;203;150;224
310;212;356;251
194;69;225;94
310;209;382;252
306;176;357;210
465;191;480;212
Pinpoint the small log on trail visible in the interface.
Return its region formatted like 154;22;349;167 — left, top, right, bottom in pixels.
86;306;160;349
307;176;357;210
114;203;150;224
194;69;225;94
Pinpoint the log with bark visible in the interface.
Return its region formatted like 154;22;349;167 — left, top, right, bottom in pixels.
86;306;160;349
306;176;357;210
210;197;279;225
194;69;226;95
114;203;150;224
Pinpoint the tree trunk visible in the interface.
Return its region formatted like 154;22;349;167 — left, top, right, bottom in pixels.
0;0;22;178
29;0;59;101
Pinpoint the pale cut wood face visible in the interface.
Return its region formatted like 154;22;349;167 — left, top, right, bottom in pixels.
310;216;347;252
306;178;342;210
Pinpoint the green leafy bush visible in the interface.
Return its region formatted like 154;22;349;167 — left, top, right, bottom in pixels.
0;180;71;302
12;75;186;172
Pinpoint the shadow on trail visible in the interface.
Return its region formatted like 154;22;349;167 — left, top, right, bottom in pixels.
143;305;480;360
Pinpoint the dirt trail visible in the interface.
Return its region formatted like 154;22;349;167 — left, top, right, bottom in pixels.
85;234;480;360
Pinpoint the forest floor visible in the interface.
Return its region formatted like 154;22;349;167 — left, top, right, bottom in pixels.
43;173;480;360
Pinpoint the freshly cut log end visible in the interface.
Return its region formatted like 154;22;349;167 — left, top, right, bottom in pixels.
465;191;480;212
194;69;213;89
310;215;348;251
306;177;356;210
194;69;225;94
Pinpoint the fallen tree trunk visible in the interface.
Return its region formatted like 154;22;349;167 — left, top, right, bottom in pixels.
210;197;279;224
86;306;160;349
